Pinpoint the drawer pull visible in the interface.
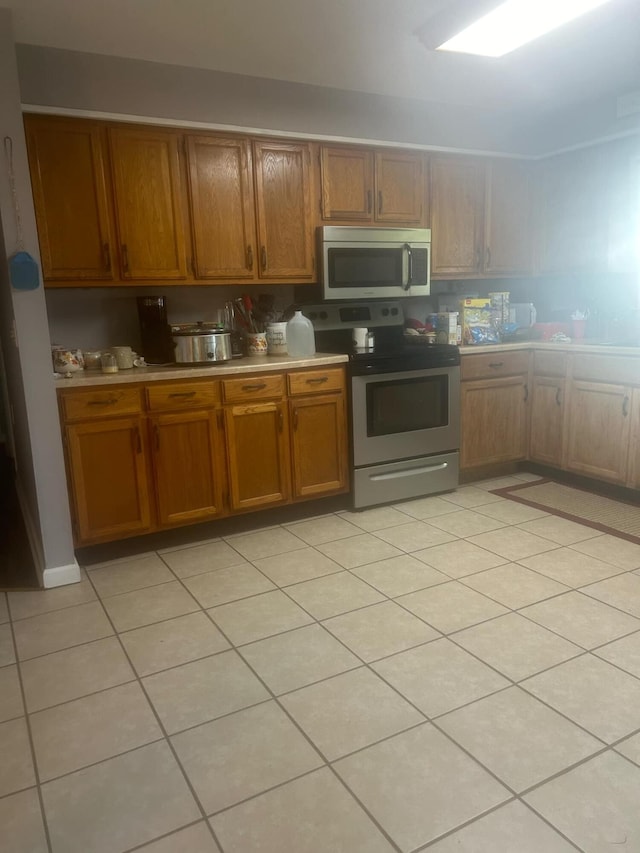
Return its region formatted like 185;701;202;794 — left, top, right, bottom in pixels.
306;376;328;385
168;391;196;398
555;388;562;406
242;382;267;392
623;395;630;417
524;383;529;402
88;397;118;406
489;362;504;369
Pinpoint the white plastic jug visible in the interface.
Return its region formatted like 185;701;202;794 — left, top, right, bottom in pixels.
286;311;316;357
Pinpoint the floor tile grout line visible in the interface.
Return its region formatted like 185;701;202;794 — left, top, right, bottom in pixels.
6;615;54;853
514;605;640;658
121;818;213;853
21;673;139;717
79;568;227;853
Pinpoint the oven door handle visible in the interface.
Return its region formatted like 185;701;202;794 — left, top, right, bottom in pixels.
403;243;412;290
370;461;449;481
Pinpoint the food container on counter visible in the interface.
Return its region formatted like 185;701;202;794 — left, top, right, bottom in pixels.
170;323;232;364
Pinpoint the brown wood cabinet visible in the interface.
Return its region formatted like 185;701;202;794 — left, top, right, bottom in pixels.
565;380;632;484
186;134;256;280
253;140;315;279
108;127;188;280
320;145;424;224
529;377;565;467
288;368;348;499
25;116;116;282
431;156;532;278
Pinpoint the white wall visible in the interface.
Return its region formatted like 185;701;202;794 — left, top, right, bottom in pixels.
0;8;78;587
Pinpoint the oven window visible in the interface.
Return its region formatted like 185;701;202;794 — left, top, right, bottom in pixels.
328;248;403;288
366;374;448;436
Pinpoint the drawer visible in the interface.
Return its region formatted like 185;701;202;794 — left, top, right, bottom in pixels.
461;350;530;381
60;387;142;421
146;380;220;411
571;354;639;386
288;367;345;396
533;351;568;377
222;373;285;403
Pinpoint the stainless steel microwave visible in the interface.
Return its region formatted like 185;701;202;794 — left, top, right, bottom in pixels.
319;226;431;300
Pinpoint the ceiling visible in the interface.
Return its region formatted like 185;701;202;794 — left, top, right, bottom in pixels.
6;0;640;114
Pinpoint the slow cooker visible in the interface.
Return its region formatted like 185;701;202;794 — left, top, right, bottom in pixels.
170;323;232;364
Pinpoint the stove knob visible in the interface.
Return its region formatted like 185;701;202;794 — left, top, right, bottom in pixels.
308;312;317;320
391;307;399;316
381;308;389;316
320;311;328;320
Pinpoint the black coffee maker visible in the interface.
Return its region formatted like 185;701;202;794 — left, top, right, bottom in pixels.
137;296;175;364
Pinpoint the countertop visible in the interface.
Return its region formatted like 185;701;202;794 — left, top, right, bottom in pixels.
54;353;349;389
459;340;640;356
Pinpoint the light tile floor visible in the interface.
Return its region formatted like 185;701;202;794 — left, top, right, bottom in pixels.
3;473;640;852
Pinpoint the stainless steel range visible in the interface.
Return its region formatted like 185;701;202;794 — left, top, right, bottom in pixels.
306;301;460;509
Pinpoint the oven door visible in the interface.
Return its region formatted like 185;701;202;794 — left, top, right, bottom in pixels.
351;366;460;467
322;241;430;300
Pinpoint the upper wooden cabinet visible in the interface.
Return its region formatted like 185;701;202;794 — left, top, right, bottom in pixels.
25;116;115;282
186;135;256;280
430;156;532;278
108;127;188;280
320;145;424;224
253;140;315;280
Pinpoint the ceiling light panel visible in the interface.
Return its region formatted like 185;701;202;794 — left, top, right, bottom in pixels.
437;0;615;57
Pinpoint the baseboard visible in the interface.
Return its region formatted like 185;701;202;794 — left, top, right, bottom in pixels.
42;560;81;589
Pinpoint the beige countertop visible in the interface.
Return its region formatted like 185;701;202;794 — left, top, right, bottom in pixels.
54;353;349;389
459;341;640;356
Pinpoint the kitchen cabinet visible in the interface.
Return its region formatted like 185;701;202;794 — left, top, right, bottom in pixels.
288;368;348;499
320;145;424;224
430;156;532;277
146;380;226;527
24;115;116;282
108;127;189;280
59;388;152;545
626;391;640;489
186;134;257;280
460;351;530;471
253;140;315;279
222;374;290;511
565;380;632;484
529;352;567;468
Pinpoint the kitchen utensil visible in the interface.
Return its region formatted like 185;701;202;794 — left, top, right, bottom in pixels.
171;323;232;364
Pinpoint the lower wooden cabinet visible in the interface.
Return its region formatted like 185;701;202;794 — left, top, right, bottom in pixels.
58;365;348;545
150;410;225;526
529;377;565;467
460;375;529;469
65;416;152;544
565;380;632;484
224;401;290;511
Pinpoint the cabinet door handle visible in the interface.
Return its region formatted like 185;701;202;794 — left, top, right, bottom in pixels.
293;408;299;430
476;247;481;269
88;397;118;406
242;382;267;392
103;243;111;272
134;426;142;454
121;243;129;273
485;246;491;269
153;423;160;451
524;383;529;402
623;395;630;416
378;191;383;213
190;256;196;277
489;362;503;369
168;391;196;398
555;388;562;406
247;245;254;270
306;376;328;385
261;246;267;270
367;190;372;214
278;408;284;432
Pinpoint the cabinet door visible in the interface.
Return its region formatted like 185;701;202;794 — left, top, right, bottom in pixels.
25;116;115;282
150;410;226;527
430;157;484;276
375;151;424;224
186;135;257;279
565;380;631;483
626;390;640;489
529;377;565;467
320;146;374;221
224;401;290;510
65;417;151;544
290;393;348;499
485;160;532;275
109;128;188;279
253;140;314;279
460;376;528;469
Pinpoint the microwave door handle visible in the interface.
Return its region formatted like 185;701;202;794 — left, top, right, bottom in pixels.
403;243;412;290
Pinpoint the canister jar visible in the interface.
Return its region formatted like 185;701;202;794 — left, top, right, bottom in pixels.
266;322;287;355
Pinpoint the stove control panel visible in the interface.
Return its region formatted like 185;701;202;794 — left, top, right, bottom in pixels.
303;301;403;331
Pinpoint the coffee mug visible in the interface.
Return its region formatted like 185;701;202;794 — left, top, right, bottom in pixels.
266;322;287;355
245;332;268;356
110;346;136;369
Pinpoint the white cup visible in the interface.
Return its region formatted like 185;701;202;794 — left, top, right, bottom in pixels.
266;322;288;355
110;346;135;369
352;327;368;348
